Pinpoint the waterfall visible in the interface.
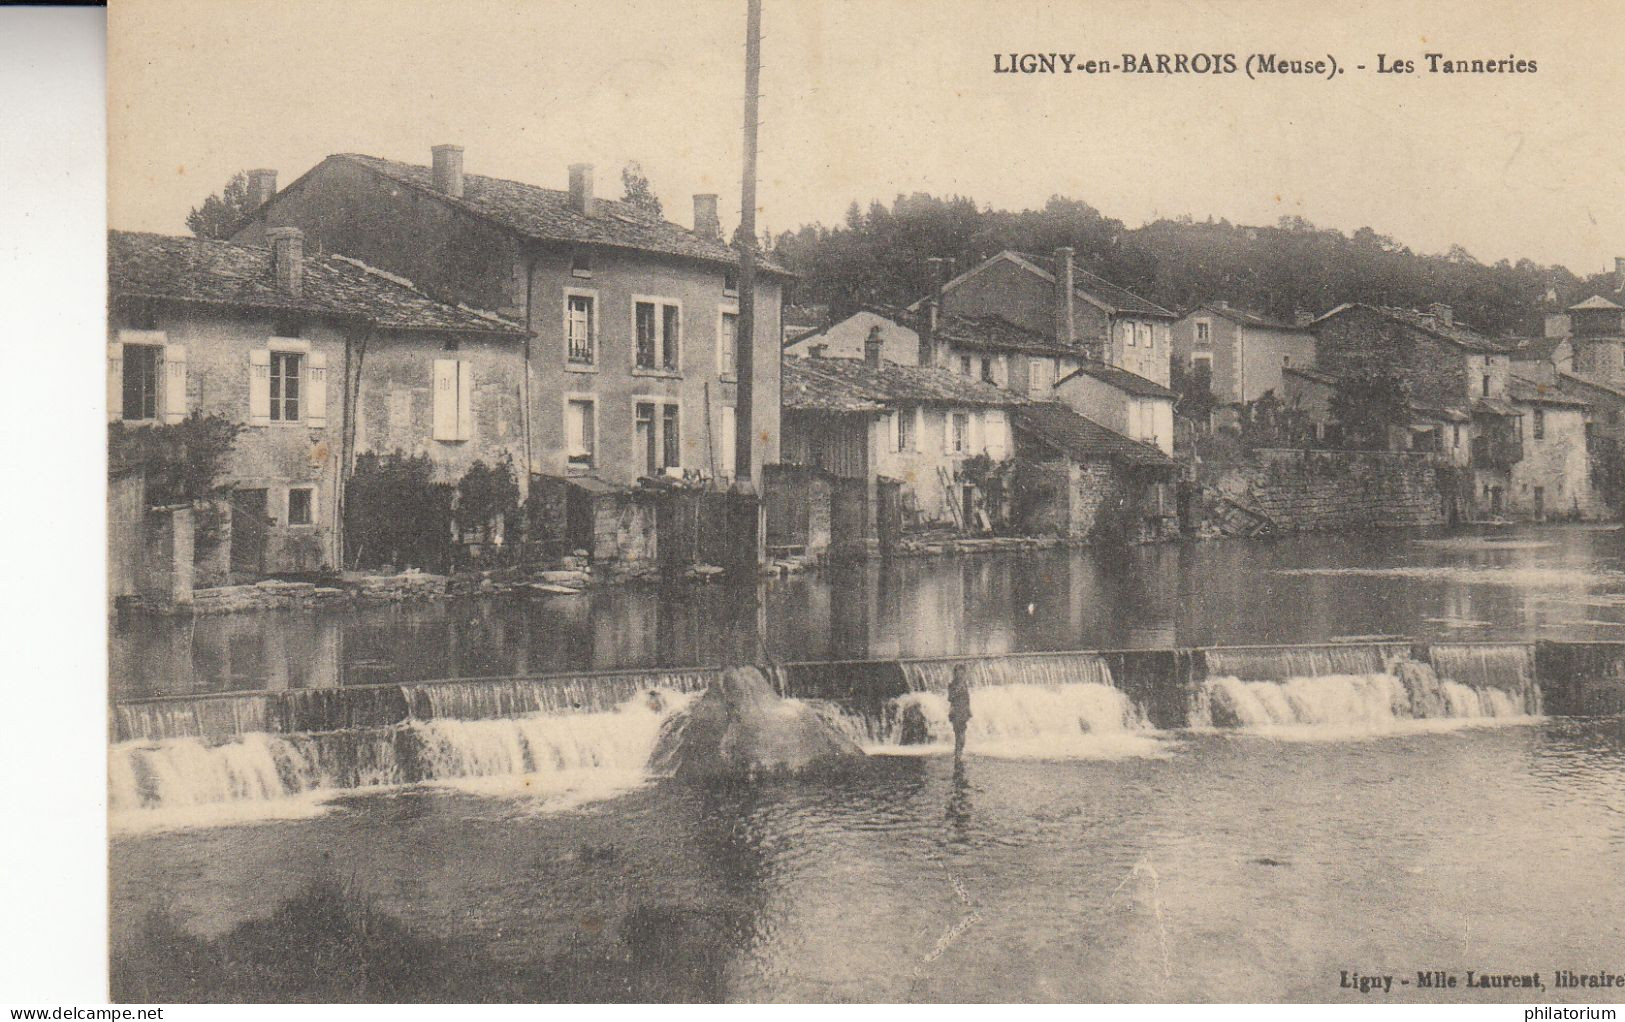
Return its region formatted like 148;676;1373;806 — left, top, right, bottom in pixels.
845;681;1162;760
1194;644;1538;734
1428;643;1542;715
898;653;1114;692
109;689;695;830
1202;644;1406;682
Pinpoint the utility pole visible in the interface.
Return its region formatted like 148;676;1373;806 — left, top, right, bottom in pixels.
733;0;761;483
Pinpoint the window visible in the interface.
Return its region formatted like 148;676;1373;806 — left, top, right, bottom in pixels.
719;310;739;377
1283;355;1291;367
566;292;595;365
287;487;314;526
980;358;994;384
951;412;968;454
635;402;658;475
1138;323;1151;348
1030;357;1054;395
565;398;595;469
432;359;474;441
959;355;972;376
270;351;302;422
897;406;916;452
1124;321;1136;346
724;268;739;295
634;299;681;371
1453;423;1462;448
1195;319;1211;345
121;344;160;421
662;404;681;470
1533;408;1545;440
571;247;592;277
1481;375;1491;397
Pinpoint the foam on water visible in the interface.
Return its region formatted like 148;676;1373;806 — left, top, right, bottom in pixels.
109;689;694;834
857;682;1167;760
1193;650;1538;741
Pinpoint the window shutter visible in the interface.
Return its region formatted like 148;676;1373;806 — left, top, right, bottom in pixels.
433;359;457;440
942;412;953;454
162;344;188;423
306;350;328;428
719;405;735;478
456;360;474;441
107;342;123;421
248;349;271;425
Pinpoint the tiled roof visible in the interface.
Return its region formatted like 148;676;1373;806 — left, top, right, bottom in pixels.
1473;397;1524;418
1508;376;1589;408
1282;365;1339;387
1058;362;1177;399
1011;402;1175;469
782;356;1025;413
1409;403;1471;423
1015;252;1176;318
1510;335;1569;362
108;230;526;335
1555;372;1625;406
936;313;1085;356
1192;302;1308;332
319;154;790;276
1314;303;1510;353
1569;295;1623;311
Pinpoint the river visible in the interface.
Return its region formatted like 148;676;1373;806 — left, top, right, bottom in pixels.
107;525;1625;1002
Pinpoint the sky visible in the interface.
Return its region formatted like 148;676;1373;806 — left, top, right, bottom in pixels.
110;0;1625;275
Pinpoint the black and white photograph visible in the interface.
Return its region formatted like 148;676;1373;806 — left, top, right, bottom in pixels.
9;0;1625;1007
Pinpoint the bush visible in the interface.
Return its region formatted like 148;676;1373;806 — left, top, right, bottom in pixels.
108;413;242;506
344;452;453;572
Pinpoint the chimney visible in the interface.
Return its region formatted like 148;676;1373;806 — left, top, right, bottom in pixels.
920;256;947;366
267;227;304;297
1053;247;1076;346
1429;302;1454;326
431;144;464;198
247;168;277;209
693;194;721;240
568;163;596;216
864;325;884;367
1616;256;1624;292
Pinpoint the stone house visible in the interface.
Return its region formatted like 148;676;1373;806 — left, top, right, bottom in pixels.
1506;377;1598;520
1053;362;1177;456
232;147;789;488
918;248;1177;387
108;229;528;577
1311;302;1531;517
1171;301;1318;405
1008;401;1180;542
781;343;1022;530
784;306;1085;399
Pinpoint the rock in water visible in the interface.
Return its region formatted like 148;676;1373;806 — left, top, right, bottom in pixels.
650;666;865;780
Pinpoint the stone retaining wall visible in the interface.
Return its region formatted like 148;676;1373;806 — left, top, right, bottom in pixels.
1201;448;1447;533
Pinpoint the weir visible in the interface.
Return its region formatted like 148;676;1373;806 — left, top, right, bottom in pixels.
108;640;1623;821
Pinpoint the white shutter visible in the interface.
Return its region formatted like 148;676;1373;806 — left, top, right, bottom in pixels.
432;358;457;440
248;349;271;425
456;360;474;441
942;411;953;454
720;405;736;479
162;344;188;423
888;410;899;452
306;350;328;428
107;342;123;422
970;412;984;454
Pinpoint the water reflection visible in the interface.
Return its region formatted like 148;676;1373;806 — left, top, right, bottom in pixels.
112;525;1625;698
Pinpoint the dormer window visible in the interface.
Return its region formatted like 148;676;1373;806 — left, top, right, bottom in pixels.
571;247;593;278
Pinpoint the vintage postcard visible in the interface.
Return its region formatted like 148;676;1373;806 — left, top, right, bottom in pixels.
99;0;1624;1005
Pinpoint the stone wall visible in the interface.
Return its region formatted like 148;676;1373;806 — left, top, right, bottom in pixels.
1201;448;1447;532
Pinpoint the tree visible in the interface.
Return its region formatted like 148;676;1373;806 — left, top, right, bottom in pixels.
1330;371;1411;450
185;172;255;240
620;161;662;217
108;412;243;505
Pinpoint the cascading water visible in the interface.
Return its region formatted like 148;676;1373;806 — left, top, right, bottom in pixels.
853;654;1165;759
1194;643;1539;735
109;688;695;832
